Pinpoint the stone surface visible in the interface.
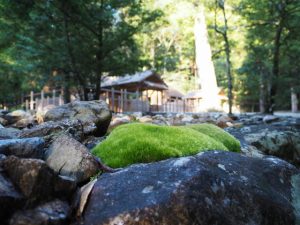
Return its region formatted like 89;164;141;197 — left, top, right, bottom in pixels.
216;115;234;128
19;120;87;144
9;199;70;225
4;110;32;126
244;130;300;166
0;128;21;140
0;138;45;159
263;115;280;123
45;134;98;183
108;116;131;132
76;151;300;225
0;172;24;222
227;123;300;167
3;156;76;205
44;100;111;136
0;117;8;126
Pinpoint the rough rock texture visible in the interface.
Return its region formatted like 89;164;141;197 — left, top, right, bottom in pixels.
4;110;33;127
227;123;300;167
0;172;24;222
244;130;300;166
44;100;112;136
0;128;21;140
76;151;300;225
18;120;86;141
0;117;7;126
9;199;70;225
45;134;98;183
0;138;45;159
3;156;76;205
216;115;234;128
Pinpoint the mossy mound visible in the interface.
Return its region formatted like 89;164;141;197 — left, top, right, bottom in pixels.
92;123;236;168
186;123;241;152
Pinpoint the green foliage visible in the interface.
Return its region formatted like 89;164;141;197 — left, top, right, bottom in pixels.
92;123;241;168
186;123;241;152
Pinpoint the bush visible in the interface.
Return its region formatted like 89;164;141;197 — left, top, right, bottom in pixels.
92;123;237;168
186;123;241;152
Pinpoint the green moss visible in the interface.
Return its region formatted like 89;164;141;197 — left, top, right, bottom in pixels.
92;123;230;168
186;123;241;152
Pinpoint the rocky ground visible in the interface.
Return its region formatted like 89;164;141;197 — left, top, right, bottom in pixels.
0;101;299;225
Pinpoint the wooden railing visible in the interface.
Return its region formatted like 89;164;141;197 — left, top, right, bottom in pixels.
24;90;64;111
25;88;200;113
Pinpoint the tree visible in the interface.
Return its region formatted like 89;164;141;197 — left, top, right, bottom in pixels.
214;0;234;114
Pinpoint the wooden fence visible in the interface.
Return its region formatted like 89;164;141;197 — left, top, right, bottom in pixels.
25;88;200;113
24;90;64;111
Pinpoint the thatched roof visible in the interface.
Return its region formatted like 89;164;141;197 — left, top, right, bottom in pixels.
164;88;184;99
101;70;168;91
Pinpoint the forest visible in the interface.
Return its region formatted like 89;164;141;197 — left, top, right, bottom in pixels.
0;0;299;113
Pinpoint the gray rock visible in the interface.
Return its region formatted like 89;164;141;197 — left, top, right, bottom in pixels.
76;151;300;225
0;172;24;222
44;100;112;136
263;115;280;123
9;199;70;225
4;110;32;126
0;138;45;159
0;128;21;140
19;120;87;142
45;134;98;183
0;117;7;126
244;130;300;166
3;156;76;205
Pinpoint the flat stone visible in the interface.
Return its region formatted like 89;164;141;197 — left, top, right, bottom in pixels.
9;199;70;225
0;172;24;222
45;134;98;183
0;138;45;159
76;151;300;225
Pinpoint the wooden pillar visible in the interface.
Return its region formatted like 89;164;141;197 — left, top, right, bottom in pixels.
52;90;56;105
291;87;298;113
124;89;128;112
25;99;29;111
111;88;115;112
41;90;45;109
30;91;34;110
136;90;139;112
106;91;109;105
47;96;50;106
59;94;63;105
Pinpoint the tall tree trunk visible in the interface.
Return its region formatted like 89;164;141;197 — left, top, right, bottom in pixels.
194;4;220;111
221;2;233;115
259;76;266;113
63;72;71;103
268;21;284;114
214;0;233;114
95;0;104;100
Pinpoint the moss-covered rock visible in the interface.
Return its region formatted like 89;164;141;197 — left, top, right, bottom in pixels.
92;123;240;168
186;123;241;152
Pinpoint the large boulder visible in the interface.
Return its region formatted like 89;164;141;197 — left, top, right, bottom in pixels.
9;199;70;225
19;120;87;143
45;134;99;183
0;172;24;223
227;123;300;167
0;128;21;140
4;110;34;127
0;138;45;159
3;156;76;205
244;130;300;167
44;100;112;136
76;151;300;225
